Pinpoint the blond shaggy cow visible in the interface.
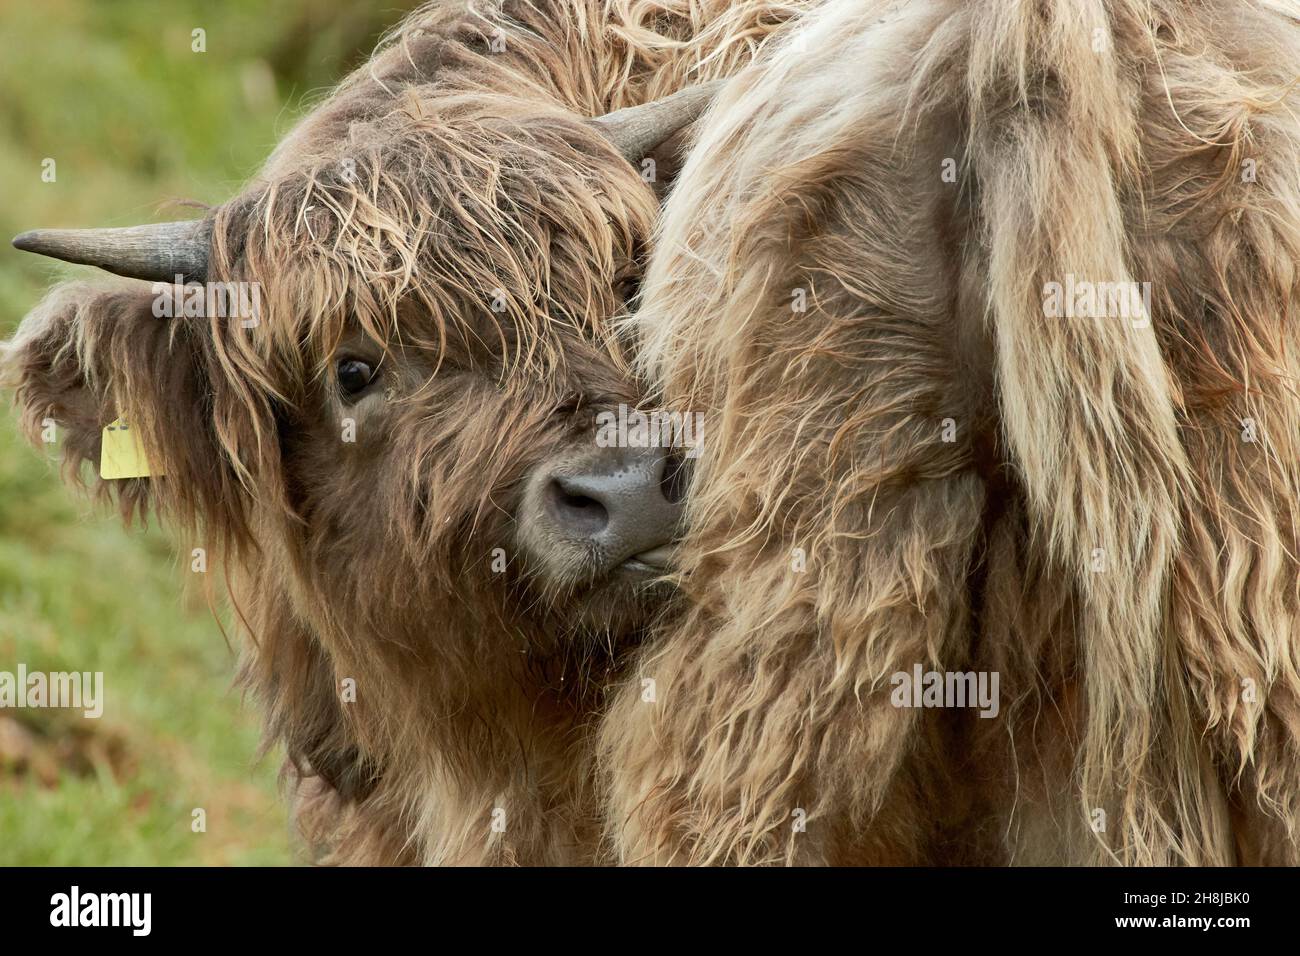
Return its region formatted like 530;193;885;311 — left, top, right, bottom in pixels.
603;0;1300;865
4;0;808;865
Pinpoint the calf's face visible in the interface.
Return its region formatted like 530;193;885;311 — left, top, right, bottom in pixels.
285;292;686;648
5;89;712;681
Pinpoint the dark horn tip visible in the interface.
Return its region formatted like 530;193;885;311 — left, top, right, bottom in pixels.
12;231;42;253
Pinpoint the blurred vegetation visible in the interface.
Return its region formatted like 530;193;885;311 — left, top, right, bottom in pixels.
0;0;419;865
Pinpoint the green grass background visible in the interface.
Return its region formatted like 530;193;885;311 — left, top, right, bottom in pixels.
0;0;418;865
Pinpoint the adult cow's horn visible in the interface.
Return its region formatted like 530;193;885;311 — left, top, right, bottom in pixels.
591;79;725;163
11;219;210;283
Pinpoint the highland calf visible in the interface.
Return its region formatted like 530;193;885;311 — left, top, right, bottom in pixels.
4;0;805;865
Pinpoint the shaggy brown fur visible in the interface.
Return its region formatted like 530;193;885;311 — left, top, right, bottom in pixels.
3;0;807;865
604;0;1300;865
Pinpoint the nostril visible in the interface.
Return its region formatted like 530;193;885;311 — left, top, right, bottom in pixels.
546;477;610;536
660;451;691;505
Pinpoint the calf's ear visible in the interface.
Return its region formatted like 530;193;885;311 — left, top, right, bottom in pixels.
2;279;271;547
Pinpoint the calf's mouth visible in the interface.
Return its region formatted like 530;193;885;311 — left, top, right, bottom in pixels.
515;438;688;633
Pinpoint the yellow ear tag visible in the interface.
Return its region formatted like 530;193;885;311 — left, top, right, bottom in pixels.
100;418;160;479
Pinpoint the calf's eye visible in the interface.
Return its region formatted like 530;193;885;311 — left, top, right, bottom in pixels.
337;358;377;399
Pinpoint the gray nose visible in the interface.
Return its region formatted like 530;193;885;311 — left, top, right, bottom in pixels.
544;446;685;563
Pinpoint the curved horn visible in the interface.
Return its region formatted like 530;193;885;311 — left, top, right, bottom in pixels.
590;79;726;163
11;219;210;283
